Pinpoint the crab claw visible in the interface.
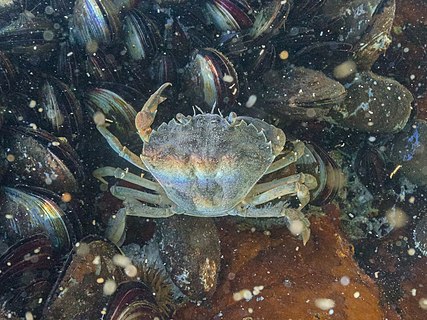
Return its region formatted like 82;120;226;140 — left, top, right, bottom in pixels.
136;82;172;142
284;208;311;245
301;225;311;246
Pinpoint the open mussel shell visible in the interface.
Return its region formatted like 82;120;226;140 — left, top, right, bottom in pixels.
0;126;85;193
43;237;128;319
243;42;276;79
352;0;395;70
0;12;60;56
0;51;17;94
169;8;216;56
156;215;221;301
84;87;137;139
0;234;59;318
183;47;239;110
0;186;82;256
203;0;254;33
149;52;179;90
104;281;167;320
388;119;427;186
70;0;122;50
354;144;389;195
331;71;413;133
43;237;172;319
123;9;161;61
296;143;345;206
38;77;84;142
55;40;82;85
249;66;346;120
249;0;291;42
85;49;123;82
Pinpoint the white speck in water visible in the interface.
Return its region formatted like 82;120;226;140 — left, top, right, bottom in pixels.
112;254;131;268
103;279;117;296
340;276;350;286
93;111;106;126
333;60;357;79
45;6;54;14
253;285;264;296
223;74;234;83
44;176;53;185
419;298;427;310
314;298;335;310
245;95;257;108
92;255;101;265
386;207;408;228
124;264;138;277
289;220;304;237
29;100;37;108
76;242;90;256
233;289;253;301
407;248;416;256
43;30;55;41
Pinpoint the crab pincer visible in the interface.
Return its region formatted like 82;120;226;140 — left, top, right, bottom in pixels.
135;82;172;143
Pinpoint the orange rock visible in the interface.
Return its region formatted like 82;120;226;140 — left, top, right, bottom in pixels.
174;213;386;319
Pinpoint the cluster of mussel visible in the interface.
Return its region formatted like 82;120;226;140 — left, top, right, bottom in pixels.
0;0;424;317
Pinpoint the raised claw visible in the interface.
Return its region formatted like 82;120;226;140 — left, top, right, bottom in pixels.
135;82;172;142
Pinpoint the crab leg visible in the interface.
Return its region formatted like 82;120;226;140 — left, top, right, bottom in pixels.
246;175;312;208
250;173;317;195
97;125;148;170
135;82;172;142
235;203;311;245
124;198;175;218
265;140;305;174
93;166;161;192
110;185;171;207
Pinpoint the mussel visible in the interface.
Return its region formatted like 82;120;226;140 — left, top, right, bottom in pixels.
123;9;161;61
183;47;239;110
0;186;82;255
43;237;174;319
296;143;345;206
331;71;413;133
0;11;61;56
0;126;85;193
0;234;59;318
203;0;254;33
247;66;347;120
70;0;122;50
156;215;221;301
